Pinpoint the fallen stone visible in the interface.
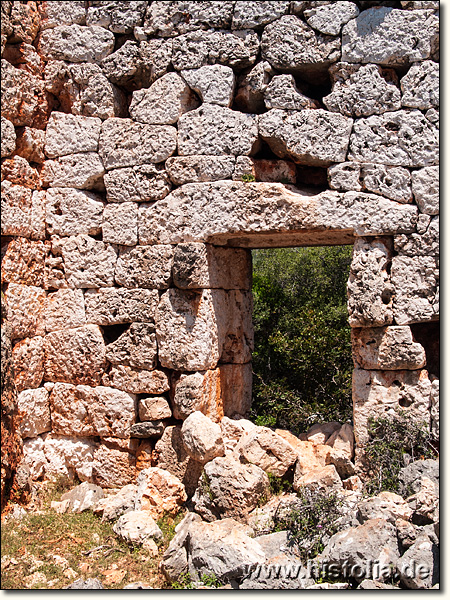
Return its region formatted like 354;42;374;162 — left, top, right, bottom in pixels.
38;24;115;63
93;484;138;521
166;156;235;185
357;580;399;590
43;433;96;482
41;153;105;190
304;2;359;35
61;235;117;288
102;202;138;247
294;464;343;493
305;422;341;445
181;65;235;107
352;326;426;370
411;166;439;215
396;518;419;550
397;534;439;589
106;323;157;371
1;182;46;240
135;467;187;520
44;112;101;158
104;366;169;395
264;74;317;110
238;427;297;476
221;416;257;453
391;255;438;324
104;164;171;203
357;491;413;524
326;423;354;459
65;578;104;590
361;164;411;203
115;245;173;289
232;1;289;29
84;288;159;326
1;116;15;157
407;476;439;525
17;388;51;439
1;59;48;128
401;60;439;110
113;510;162;545
181;411;225;464
54;482;104;513
4;283;46;340
143;2;234;37
123;582;153;589
11;336;45;392
45;188;104;237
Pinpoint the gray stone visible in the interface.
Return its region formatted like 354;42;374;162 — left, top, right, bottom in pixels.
113;510;162;545
143;2;234;37
361;164;411;203
103;366;170;395
38;24;115;63
234;61;274;113
394;215;438;257
264;74;318;110
115;245;173;289
102;203;138;246
86;1;146;34
61;235;117;288
65;578;104;590
401;61;439;109
93;484;138;521
430;379;439;440
57;481;104;513
397;535;439;589
352;326;426;370
104;164;171;203
106;323;157;370
342;7;439;65
1;116;16;158
328;162;361;192
391;255;438;324
181;411;225;464
232;2;289;29
42;153;105;190
39;1;86;29
45;112;101;158
45;188;104;237
166;156;235;185
411;166;439;215
357;491;412;524
181;65;235;107
358;580;399;590
130;421;165;439
304;2;359;36
84;288;159;326
399;459;439;497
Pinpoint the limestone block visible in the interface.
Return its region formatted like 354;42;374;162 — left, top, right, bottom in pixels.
304;422;341;446
86;1;146;34
102;203;138;247
62;235;117;288
45;113;102;158
50;383;136;438
258;109;353;167
328;162;361;192
42;153;105;191
130;72;198;125
106;323;157;370
401;61;439;110
103;366;170;395
352;326;426;370
294;464;343;493
45;188;104;237
143;1;234;37
178;104;259;156
84;288;159;326
394;216;439;257
12;336;45;392
347;238;393;328
8;1;40;43
17;388;51;439
324;63;401;117
1;59;48;128
173;243;251;290
93;441;137;487
411;167;439;215
135;467;187;520
261;16;340;77
221;417;257;453
325;423;354;460
233;157;297;185
4;284;46;339
113;510;161;543
99;118;177;170
44;289;86;333
361;164;411;203
130;421;165;439
358;491;413;525
238;427;298;477
232;1;290;29
1;156;39;189
1;182;45;240
234;61;274;113
172;29;259;71
1;116;15;157
166;156;235;185
304;2;359;35
22;436;47;480
43;433;96;482
349;110;439;167
391;256;438;324
430;378;439;440
115;245;173;289
343;6;438;65
39;1;86;29
1;238;47;287
38;24;115;63
14;127;45;163
264;75;317;110
139;397;172;421
44;325;106;386
104;165;171;203
181;411;225;464
219;290;254;364
181;65;235;107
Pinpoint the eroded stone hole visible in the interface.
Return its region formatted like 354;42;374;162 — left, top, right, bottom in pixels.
101;323;130;345
296;166;329;190
410;322;440;378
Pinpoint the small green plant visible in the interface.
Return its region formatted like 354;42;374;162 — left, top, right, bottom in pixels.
157;510;186;549
267;472;292;496
200;573;222;588
241;173;256;183
171;573;195;589
200;470;214;501
363;409;437;496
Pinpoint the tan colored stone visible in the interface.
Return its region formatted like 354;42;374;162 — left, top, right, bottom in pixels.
294;463;343;493
93;440;137;488
1;156;40;189
1;238;48;287
17;388;51;439
115;245;173;289
44;112;102;158
294;440;332;477
304;422;341;445
1;59;49;128
45;188;104;237
4;283;46;340
103;366;170;395
181;411;225;464
139;397;172;421
41;153;105;190
326;423;354;460
12;336;45;392
84;288;159;326
352;326;426;370
1;116;16;158
221;416;257;453
44;289;86;333
181;65;235;107
106;323;157;371
1;182;46;240
358;491;413;524
135;441;154;472
135;467;187;520
238;427;298;477
39;1;87;29
104;164;171;203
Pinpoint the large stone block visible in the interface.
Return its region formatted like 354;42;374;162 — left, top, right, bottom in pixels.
38;1;87;29
44;289;86;333
1;156;40;190
232;1;289;29
181;411;225;464
238;427;298;477
99;118;177;170
45;188;104;237
181;65;235;107
86;1;146;34
115;245;173;289
44;324;107;386
17;388;51;439
62;235;117;288
178;104;259;156
12;336;45;392
1;182;45;240
8;1;40;44
102;203;138;246
4;284;46;340
43;433;96;482
304;2;359;36
258;109;353;167
1;238;48;287
361;164;411;203
263;74;318;110
41;153;105;190
50;383;136;438
38;24;115;63
401;60;439;110
352;326;426;370
106;323;157;371
104;165;171;203
134;467;187;520
103;366;170;395
93;439;137;487
1;116;15;157
84;288;159;326
394;216;439;257
139;397;172;421
411;167;439;216
143;1;234;37
1;59;49;128
391;256;439;324
44;112;102;158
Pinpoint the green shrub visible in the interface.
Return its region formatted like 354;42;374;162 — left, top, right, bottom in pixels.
241;173;256;182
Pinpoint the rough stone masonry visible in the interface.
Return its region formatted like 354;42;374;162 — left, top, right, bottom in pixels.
1;1;439;499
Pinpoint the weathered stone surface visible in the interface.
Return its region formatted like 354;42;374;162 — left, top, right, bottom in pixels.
143;2;234;37
93;439;137;487
304;2;359;36
62;235;117;289
22;436;46;480
102;203;138;247
1;156;40;189
1;238;47;287
17;388;51;439
326;423;354;459
166;156;235;185
178;104;258;156
352;326;426;370
401;1;439;7
1;59;48;128
361;164;411;203
113;510;162;545
181;65;235;107
4;284;46;339
261;16;341;77
106;323;157;370
11;336;44;392
135;467;187;519
42;153;105;190
38;24;115;63
39;1;87;29
44;289;86;333
8;1;40;43
294;463;343;493
172;29;259;71
430;379;439;440
234;61;274;113
305;422;341;446
357;491;412;524
130;421;165;439
139;397;172;421
173;243;251;290
1;117;15;157
64;579;104;590
408;475;439;525
391;256;438;324
103;366;170;395
104;165;171;203
264;75;317;110
1;182;45;240
232;1;290;29
14;127;46;164
45;188;104;237
55;481;104;513
181;411;225;464
192;454;269;521
115;245;173;289
99;118;177;169
238;427;298;476
324;63;401;117
349;110;438;168
2;40;43;78
93;483;138;521
398;534;439;589
347;237;393;327
44;325;106;386
84;288;159;326
411;166;439;215
86;1;146;34
44;113;101;158
233;156;297;184
43;433;96;482
399;459;439;496
130;72;198;125
401;61;439;110
328;162;361;192
259;109;353;167
155;426;203;497
353;369;432;446
221;417;257;453
50;383;135;438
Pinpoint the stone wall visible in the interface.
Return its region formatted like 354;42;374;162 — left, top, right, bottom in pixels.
1;1;439;489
